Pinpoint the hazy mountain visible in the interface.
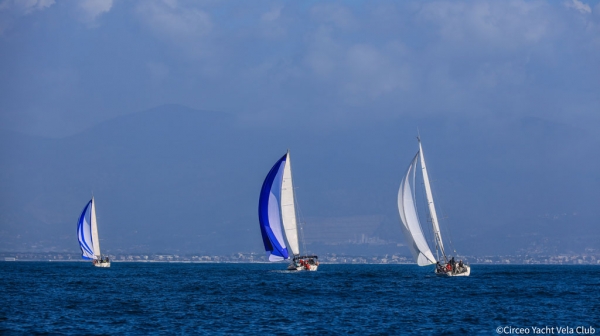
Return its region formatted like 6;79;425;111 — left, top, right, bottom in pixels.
1;105;598;256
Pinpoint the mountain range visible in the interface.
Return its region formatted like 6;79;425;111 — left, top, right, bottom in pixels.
1;104;598;256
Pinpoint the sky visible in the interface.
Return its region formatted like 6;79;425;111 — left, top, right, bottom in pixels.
1;0;599;257
1;0;599;137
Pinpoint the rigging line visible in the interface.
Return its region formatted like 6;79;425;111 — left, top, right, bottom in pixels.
423;165;447;258
430;171;458;258
292;184;308;256
419;176;438;261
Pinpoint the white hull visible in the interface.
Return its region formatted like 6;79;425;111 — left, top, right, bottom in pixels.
93;261;111;268
287;262;318;271
301;264;318;271
290;265;318;271
436;265;470;277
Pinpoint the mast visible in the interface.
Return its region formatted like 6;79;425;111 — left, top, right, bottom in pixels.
90;197;101;259
417;138;447;262
281;150;300;256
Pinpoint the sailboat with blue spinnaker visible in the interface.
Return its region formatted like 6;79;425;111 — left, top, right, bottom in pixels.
77;197;110;268
258;151;318;271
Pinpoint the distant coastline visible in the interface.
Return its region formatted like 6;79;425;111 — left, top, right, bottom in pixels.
2;252;599;265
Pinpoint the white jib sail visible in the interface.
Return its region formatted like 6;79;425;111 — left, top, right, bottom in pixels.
398;153;436;266
418;140;446;258
281;152;300;256
90;197;101;259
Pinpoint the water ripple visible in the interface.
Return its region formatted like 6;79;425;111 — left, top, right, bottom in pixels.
1;263;599;334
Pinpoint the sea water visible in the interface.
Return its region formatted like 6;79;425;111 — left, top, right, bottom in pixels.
1;262;599;334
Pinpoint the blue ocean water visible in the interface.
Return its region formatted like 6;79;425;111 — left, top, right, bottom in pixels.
1;262;599;335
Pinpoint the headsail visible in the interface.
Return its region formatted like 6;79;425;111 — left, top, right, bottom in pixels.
90;197;101;258
397;153;436;266
280;152;300;256
77;199;96;260
258;154;290;261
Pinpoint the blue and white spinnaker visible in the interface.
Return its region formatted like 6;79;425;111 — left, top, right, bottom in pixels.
258;154;290;261
77;198;101;260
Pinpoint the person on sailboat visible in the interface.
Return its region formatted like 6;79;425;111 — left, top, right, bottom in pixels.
436;261;444;273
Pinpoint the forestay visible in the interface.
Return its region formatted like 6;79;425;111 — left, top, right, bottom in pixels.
418;140;446;259
397;152;436;266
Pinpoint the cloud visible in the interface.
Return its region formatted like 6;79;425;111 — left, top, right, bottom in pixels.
418;1;553;48
2;0;599;136
565;0;592;14
0;0;55;14
341;43;410;101
310;3;357;30
0;0;55;34
77;0;113;24
261;5;281;22
136;1;212;40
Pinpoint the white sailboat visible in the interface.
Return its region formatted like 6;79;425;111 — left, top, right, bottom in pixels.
258;151;319;271
397;137;470;276
77;197;110;268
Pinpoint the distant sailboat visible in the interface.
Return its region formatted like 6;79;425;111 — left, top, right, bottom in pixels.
397;137;470;276
258;151;318;271
77;197;110;268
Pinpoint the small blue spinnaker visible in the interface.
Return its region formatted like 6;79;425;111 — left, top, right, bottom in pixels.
77;200;95;260
258;154;289;261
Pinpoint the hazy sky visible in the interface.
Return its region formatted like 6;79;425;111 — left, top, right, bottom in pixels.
1;0;599;256
1;0;599;137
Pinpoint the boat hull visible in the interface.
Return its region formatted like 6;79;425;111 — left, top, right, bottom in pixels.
93;261;111;268
287;264;318;271
287;262;319;271
435;265;470;277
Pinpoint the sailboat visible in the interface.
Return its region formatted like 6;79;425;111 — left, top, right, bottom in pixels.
397;137;470;276
258;151;319;271
77;197;110;268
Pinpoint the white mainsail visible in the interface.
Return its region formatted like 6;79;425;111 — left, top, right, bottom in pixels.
397;153;436;266
90;197;102;259
281;152;300;256
418;139;446;259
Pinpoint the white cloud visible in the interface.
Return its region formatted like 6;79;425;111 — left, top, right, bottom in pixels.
135;0;212;54
259;5;287;39
78;0;113;24
261;6;281;22
565;0;591;14
0;0;54;14
136;1;212;38
419;0;553;48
